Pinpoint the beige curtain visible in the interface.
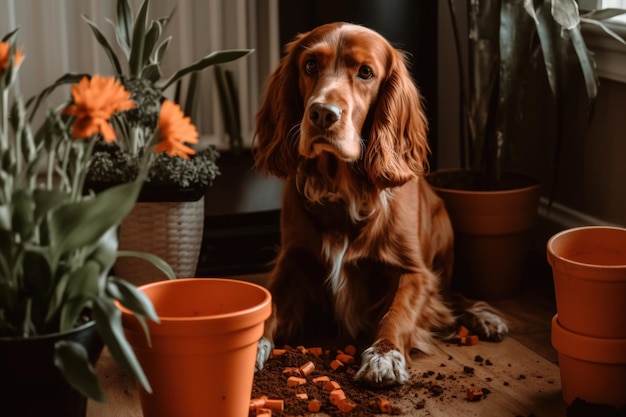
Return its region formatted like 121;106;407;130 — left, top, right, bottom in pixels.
0;0;280;149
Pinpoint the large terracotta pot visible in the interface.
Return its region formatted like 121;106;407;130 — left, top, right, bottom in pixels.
120;278;272;417
547;226;626;338
0;321;103;417
428;170;541;300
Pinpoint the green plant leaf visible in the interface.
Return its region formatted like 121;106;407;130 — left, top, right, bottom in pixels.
1;27;19;43
107;277;158;346
92;297;152;393
64;261;102;302
107;277;159;321
161;49;253;89
59;261;101;331
117;249;175;279
581;17;626;45
58;295;90;333
55;340;106;402
82;16;124;76
569;26;598;111
214;66;242;152
581;8;626;21
153;36;172;65
10;189;35;241
22;248;52;307
128;0;151;77
156;6;175;31
184;71;200;123
0;204;10;230
115;0;134;56
525;0;559;97
0;229;13;280
87;226;119;279
32;188;69;237
139;63;162;83
551;0;580;29
48;181;141;264
141;20;162;70
46;269;73;323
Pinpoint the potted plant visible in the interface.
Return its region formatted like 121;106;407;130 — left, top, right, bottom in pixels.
78;0;253;282
427;0;626;299
0;26;206;415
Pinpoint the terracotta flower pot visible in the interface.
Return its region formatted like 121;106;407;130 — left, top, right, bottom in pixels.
551;315;626;407
120;278;272;417
428;170;540;300
547;226;626;338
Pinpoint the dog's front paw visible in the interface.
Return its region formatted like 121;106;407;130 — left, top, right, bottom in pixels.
355;338;410;387
255;337;273;372
461;301;509;342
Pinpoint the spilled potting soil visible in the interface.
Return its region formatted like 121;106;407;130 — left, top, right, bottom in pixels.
250;345;495;416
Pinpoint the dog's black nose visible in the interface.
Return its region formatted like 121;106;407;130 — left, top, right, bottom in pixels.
309;103;341;129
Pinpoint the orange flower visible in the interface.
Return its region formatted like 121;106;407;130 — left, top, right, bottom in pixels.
62;76;135;142
0;42;24;77
154;100;198;159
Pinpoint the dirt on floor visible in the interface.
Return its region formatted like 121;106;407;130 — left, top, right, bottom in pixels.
249;343;493;417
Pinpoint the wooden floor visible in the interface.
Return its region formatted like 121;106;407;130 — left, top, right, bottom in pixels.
87;251;567;417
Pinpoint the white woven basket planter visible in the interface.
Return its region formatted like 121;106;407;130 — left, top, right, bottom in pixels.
115;196;205;285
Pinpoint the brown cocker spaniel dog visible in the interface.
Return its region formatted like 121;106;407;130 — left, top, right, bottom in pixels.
253;22;508;386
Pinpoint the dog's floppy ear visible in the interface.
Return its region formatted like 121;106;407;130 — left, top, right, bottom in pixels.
253;34;306;178
364;49;429;188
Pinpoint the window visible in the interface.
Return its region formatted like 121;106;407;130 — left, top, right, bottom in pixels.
598;0;626;23
578;0;626;83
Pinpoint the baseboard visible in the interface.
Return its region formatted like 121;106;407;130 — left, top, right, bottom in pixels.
534;197;620;252
538;197;619;228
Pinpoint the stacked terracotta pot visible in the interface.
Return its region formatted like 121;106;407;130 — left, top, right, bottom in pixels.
547;226;626;408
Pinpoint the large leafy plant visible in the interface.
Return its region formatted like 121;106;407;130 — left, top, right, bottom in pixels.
0;0;252;402
447;0;626;189
0;30;180;400
83;0;252;189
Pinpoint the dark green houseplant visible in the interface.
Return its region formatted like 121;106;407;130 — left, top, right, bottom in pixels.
0;0;252;413
82;0;252;197
427;0;625;299
436;0;625;190
0;30;181;413
83;0;253;283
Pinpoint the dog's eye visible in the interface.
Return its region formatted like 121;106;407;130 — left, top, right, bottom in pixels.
357;65;374;79
304;59;318;75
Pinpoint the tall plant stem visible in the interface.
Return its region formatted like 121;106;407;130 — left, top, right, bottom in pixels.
0;86;8;152
448;0;469;169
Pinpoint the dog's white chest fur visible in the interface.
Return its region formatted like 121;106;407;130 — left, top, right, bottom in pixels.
321;233;363;335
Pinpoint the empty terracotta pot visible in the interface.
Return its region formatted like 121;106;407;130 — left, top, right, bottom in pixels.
547;226;626;338
551;315;626;407
120;278;272;417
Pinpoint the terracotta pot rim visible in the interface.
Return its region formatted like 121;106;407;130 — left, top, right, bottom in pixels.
427;169;541;196
547;226;626;270
131;278;271;323
551;315;626;364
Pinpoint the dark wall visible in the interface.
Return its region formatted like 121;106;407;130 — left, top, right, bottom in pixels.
278;0;440;167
